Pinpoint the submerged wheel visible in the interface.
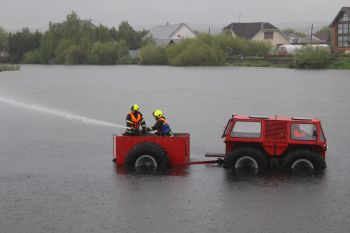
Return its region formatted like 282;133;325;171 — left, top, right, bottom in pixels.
124;142;170;171
223;146;269;174
281;149;326;172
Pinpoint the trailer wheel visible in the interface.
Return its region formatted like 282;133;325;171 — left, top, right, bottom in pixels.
125;142;170;171
281;149;326;172
223;146;269;174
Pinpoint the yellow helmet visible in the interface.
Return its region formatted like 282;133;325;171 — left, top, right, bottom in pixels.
153;109;163;118
131;104;139;111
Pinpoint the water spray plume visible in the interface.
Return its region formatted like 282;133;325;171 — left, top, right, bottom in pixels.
0;96;129;129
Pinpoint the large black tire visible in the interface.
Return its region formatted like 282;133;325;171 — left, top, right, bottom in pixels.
125;142;170;171
280;149;326;171
223;146;269;174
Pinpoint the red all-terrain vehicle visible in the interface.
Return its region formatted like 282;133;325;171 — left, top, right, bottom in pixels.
206;115;327;173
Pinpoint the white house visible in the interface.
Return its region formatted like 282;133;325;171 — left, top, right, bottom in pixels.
149;23;196;46
223;22;290;48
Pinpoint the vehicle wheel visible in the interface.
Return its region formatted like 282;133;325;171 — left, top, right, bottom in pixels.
125;142;170;171
280;149;326;171
223;146;269;174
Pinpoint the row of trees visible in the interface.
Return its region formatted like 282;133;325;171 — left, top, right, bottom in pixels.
138;33;272;66
2;12;272;66
1;12;336;67
2;12;149;64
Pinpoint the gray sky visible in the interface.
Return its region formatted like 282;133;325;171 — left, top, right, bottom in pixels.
0;0;348;30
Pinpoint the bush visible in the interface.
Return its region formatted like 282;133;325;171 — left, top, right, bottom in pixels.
166;39;225;66
213;33;246;57
138;44;167;65
54;39;74;63
64;45;87;64
244;40;272;57
116;55;133;64
23;50;42;64
88;41;129;64
294;46;331;69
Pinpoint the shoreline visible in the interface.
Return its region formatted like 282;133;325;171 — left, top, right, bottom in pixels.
3;61;350;70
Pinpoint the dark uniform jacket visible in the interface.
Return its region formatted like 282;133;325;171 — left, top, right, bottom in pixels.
125;111;146;135
150;117;173;136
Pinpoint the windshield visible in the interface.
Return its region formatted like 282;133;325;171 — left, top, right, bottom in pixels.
290;123;316;141
222;119;231;138
320;125;326;142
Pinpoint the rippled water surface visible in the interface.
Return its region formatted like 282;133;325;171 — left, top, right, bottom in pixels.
1;65;350;233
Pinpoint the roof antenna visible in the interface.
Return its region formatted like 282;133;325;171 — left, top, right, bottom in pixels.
238;13;242;23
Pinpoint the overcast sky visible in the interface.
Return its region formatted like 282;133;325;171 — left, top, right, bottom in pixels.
0;0;348;30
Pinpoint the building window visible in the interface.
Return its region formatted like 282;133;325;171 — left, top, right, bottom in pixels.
264;31;273;39
340;14;349;22
337;22;350;48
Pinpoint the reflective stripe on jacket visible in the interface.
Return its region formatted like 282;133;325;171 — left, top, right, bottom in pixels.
130;112;141;129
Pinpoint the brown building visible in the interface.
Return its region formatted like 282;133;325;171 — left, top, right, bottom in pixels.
330;7;350;52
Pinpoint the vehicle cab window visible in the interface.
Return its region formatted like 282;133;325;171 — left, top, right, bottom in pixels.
231;121;261;138
291;123;316;140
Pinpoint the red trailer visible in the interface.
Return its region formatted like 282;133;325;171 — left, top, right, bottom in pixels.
113;133;190;171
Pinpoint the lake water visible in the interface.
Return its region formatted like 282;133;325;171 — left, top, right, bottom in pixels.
0;65;350;233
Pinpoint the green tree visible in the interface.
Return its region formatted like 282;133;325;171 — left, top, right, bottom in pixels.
8;28;42;63
0;27;9;50
314;26;331;44
117;21;148;49
94;24;113;42
39;11;95;63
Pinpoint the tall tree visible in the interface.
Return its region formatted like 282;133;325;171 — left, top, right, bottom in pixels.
314;26;331;44
0;27;9;50
117;21;148;50
8;28;42;63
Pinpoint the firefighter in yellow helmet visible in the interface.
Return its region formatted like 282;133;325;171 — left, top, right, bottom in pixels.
147;109;173;136
124;104;147;136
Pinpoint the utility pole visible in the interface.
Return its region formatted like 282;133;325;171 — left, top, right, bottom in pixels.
310;23;314;44
239;13;242;23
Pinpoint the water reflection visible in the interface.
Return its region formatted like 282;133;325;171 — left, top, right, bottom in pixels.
224;169;327;184
114;164;191;176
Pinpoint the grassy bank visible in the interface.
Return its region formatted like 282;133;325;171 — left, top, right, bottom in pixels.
228;53;350;70
328;56;350;69
0;64;20;72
